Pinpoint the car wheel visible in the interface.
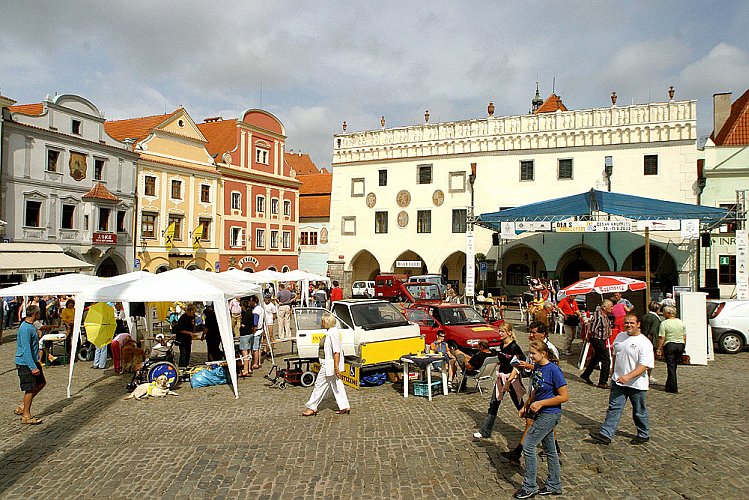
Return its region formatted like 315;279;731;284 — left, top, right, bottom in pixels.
719;331;745;354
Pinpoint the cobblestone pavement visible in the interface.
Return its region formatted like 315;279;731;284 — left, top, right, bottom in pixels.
1;321;748;499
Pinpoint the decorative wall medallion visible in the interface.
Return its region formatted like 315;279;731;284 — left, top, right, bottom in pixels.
222;152;233;165
397;211;409;228
366;192;377;208
432;189;444;206
69;152;87;181
320;227;329;244
396;190;411;208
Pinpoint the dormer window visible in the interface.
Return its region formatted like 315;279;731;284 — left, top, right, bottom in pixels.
255;140;271;165
72;119;82;135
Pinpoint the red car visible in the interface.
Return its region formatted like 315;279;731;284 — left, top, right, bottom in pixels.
403;302;503;351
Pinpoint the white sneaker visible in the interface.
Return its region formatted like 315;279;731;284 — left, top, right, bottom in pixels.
473;432;484;439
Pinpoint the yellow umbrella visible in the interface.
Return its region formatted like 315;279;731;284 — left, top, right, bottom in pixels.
84;302;117;348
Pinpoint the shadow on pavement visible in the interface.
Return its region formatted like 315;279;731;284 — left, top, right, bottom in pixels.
0;375;123;493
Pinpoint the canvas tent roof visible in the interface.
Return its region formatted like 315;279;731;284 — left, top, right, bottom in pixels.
0;273;106;296
0;243;94;274
478;189;730;231
68;268;263;399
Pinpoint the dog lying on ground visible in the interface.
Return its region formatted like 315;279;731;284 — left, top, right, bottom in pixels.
124;374;179;400
121;338;145;373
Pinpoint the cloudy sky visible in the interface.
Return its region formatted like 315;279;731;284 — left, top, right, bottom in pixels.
2;1;748;168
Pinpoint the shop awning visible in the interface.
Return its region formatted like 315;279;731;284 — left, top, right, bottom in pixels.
477;189;730;231
0;243;94;274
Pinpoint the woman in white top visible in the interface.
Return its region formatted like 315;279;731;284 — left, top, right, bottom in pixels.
302;313;350;416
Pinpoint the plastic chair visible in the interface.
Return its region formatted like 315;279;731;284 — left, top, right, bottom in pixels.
457;356;499;395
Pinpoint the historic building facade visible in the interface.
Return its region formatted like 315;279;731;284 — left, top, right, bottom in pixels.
700;89;749;298
2;94;138;276
329;90;699;296
198;110;300;272
105;108;221;273
290;152;331;276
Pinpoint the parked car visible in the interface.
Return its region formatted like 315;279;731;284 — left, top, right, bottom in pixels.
400;282;442;304
410;274;447;296
707;299;749;354
374;274;408;301
402;302;503;351
352;280;375;298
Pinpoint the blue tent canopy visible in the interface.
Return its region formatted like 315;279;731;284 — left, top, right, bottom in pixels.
478;189;729;231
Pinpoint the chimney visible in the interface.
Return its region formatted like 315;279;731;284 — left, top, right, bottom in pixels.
713;92;732;137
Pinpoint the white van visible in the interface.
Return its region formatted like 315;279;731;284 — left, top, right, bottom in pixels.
352;280;375;298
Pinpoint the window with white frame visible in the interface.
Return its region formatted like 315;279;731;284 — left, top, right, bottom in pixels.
98;207;111;232
300;231;318;246
558;159;573;179
452;209;467;233
198;218;211;241
144;175;156;196
141;212;157;238
375;211;388;234
255;228;265;248
417;164;433;184
71;119;82;135
231;192;241;210
520;160;534;181
256;195;266;214
283;199;291;216
61;204;76;229
170;179;182;199
417;210;431;233
200;184;210;203
270;230;279;249
282;231;291;249
230;227;243;248
94;159;105;181
255;147;269;165
167;214;183;240
25;200;42;227
117;210;127;232
47;149;61;173
271;198;279;215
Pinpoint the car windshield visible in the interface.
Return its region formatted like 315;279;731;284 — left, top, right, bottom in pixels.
437;306;486;325
350;302;410;330
404;283;441;300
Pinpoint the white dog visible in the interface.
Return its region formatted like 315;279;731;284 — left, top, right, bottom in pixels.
125;374;178;400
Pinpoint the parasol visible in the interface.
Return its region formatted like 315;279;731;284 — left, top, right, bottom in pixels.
560;275;646;297
83;302;117;348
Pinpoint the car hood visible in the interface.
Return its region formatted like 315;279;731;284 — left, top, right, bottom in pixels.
445;323;501;342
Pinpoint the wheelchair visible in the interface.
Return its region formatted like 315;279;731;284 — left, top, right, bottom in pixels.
126;343;179;392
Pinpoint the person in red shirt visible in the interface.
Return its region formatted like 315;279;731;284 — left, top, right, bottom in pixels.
557;295;582;356
329;280;343;303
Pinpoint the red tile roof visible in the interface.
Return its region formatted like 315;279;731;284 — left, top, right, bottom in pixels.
104;111;179;143
82;182;120;202
300;195;331;218
712;89;749;146
197;119;238;159
534;94;568;114
9;103;44;116
285;152;322;175
297;172;332;195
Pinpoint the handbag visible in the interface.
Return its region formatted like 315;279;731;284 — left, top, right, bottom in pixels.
679;354;691;365
563;314;580;327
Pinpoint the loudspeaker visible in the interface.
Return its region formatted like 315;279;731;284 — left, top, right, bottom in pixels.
492;233;500;246
705;268;718;288
701;233;711;247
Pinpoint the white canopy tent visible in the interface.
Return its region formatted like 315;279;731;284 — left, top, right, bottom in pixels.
219;268;331;306
68;268;262;399
0;273;108;297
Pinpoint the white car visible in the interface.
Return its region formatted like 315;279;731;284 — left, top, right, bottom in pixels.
708;299;749;354
352;280;375;298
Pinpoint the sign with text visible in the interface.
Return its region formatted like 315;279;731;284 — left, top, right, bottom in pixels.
500;221;516;239
396;260;422;268
554;220;632;232
736;230;748;300
635;220;681;231
237;255;259;268
465;231;475;297
92;232;117;245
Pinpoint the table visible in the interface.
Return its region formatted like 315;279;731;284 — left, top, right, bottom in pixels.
400;354;449;401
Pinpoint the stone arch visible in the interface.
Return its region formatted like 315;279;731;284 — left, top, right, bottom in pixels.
621;245;678;294
348;249;381;281
244;268;255;273
556;245;610;287
268;266;277;271
500;245;548;296
155;265;171;274
390;250;427;277
440;251;467;294
282;266;290;272
95;256;120;277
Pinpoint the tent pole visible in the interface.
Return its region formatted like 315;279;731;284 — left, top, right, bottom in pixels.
645;227;651;305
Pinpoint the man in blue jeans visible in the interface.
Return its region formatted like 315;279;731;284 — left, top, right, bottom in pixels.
590;313;654;446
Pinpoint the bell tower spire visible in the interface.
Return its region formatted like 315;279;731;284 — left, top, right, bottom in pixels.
531;81;543;113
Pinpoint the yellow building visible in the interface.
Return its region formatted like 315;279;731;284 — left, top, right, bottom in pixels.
105;108;221;272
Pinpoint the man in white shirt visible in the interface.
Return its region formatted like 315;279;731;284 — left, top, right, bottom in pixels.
251;296;265;369
261;294;277;356
229;298;242;337
590;313;654;446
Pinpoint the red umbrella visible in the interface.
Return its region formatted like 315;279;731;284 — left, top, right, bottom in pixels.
561;275;646;297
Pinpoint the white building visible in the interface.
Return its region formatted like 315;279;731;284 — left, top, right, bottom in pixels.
1;94;138;277
700;89;749;298
329;89;700;297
